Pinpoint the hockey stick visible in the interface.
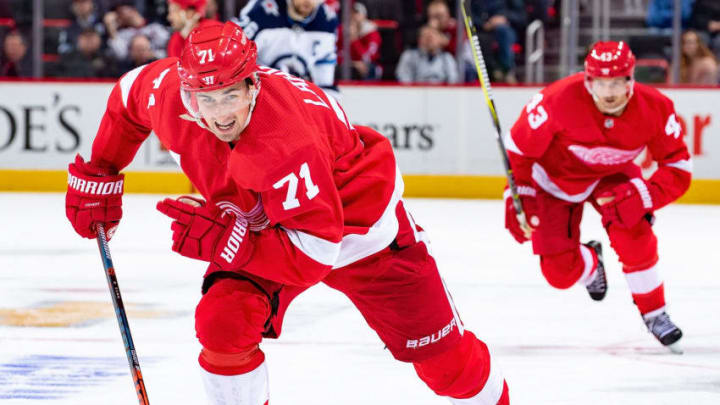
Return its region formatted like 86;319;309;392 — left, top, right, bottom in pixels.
95;224;150;405
460;1;532;236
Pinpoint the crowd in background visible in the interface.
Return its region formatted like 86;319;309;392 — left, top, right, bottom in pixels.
0;0;718;85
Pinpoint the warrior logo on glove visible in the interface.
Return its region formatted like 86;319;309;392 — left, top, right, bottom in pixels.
156;196;254;271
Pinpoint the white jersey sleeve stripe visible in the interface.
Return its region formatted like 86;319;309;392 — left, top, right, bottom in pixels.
663;159;693;173
119;64;147;108
282;227;341;267
503;131;523;155
532;162;600;203
333;166;404;269
282;166;404;269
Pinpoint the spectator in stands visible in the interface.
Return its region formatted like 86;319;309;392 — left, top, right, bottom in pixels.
338;1;382;80
691;0;720;58
121;33;157;71
0;30;29;77
470;0;526;84
58;27;117;77
235;0;339;96
427;0;458;55
166;0;214;58
104;1;169;62
646;0;694;32
680;29;719;84
396;24;458;84
204;0;219;20
59;0;107;55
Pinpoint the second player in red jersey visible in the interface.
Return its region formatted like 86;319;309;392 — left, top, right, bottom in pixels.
65;22;509;404
505;41;690;352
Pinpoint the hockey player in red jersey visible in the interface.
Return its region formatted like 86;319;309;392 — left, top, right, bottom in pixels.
504;41;690;352
65;22;509;404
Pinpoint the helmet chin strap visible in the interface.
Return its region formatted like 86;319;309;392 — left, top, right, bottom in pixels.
584;76;635;115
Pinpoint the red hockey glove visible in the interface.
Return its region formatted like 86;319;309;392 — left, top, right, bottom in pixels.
596;179;654;228
156;196;253;270
504;185;539;243
66;154;125;240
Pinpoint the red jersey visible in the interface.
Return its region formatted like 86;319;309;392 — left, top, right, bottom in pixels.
90;58;401;287
507;73;691;207
337;22;382;64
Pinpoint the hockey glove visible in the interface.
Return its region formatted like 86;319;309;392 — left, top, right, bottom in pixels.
596;178;653;229
156;196;253;270
504;185;539;243
66;154;125;240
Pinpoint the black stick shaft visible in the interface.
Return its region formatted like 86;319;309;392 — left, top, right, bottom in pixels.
96;224;150;405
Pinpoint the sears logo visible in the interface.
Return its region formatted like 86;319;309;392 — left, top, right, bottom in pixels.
362;122;435;151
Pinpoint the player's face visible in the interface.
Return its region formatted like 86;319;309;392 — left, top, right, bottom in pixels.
291;0;317;18
589;76;630;114
167;3;186;31
196;82;254;142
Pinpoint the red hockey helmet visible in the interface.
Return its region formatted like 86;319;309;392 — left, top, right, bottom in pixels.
178;21;258;92
584;41;636;78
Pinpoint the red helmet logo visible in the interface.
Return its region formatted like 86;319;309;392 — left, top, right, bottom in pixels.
178;21;258;92
584;41;636;78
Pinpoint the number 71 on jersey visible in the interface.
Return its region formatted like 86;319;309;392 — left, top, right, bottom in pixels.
273;162;320;210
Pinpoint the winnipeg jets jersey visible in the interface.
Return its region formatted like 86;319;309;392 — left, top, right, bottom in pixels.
234;0;339;93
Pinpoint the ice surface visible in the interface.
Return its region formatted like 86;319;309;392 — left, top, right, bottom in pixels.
1;193;718;404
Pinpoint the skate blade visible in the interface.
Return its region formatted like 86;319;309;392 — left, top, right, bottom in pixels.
666;342;683;355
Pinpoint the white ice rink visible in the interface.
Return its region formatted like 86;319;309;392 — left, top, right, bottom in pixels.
1;193;719;405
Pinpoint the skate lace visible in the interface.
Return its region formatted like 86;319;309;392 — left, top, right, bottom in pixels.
647;313;676;338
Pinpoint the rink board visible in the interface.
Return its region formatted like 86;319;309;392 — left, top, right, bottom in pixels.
0;81;718;202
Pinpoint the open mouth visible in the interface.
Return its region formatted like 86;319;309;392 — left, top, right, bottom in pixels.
214;119;237;132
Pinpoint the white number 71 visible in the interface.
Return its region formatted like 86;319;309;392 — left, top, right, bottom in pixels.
273;162;320;210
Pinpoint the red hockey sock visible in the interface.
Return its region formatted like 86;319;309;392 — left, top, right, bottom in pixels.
199;345;266;376
413;331;507;403
632;284;666;316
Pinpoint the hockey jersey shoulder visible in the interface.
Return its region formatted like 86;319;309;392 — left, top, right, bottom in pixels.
228;72;335;193
508;74;587;158
236;0;285;39
117;58;181;118
303;3;339;33
631;81;676;117
236;0;338;38
537;73;588;117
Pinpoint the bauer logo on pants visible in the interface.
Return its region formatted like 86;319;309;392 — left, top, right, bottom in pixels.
406;318;457;349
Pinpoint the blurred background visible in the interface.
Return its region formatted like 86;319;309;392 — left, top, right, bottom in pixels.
0;0;718;202
0;0;718;85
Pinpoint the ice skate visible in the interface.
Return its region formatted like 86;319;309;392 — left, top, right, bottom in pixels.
644;311;683;354
584;240;607;301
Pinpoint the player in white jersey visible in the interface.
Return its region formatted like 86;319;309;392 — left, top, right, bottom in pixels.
234;0;339;97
